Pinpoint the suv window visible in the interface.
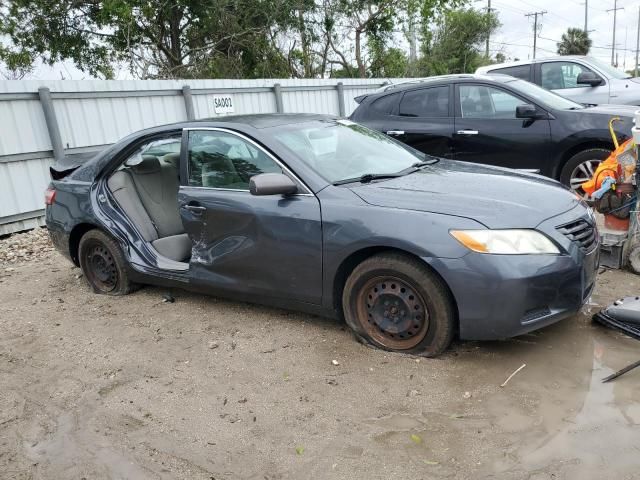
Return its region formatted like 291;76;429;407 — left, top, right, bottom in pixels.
187;130;281;190
541;61;594;89
459;85;525;119
398;86;449;117
371;92;400;114
490;64;531;81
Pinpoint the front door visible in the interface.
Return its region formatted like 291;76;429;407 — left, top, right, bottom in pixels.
178;128;323;305
453;83;552;172
538;60;610;104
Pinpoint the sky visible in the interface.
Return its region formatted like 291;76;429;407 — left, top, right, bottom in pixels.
15;0;640;80
488;0;639;69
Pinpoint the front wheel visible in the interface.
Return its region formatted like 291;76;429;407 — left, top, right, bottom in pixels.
342;253;456;357
78;229;137;295
559;148;611;197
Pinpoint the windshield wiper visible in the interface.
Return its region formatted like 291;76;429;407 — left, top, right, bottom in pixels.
333;157;440;186
333;172;405;185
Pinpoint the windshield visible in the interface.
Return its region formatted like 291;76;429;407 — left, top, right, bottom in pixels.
507;78;585;110
587;56;631;79
271;120;424;183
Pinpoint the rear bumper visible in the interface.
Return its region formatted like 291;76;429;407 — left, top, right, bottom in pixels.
430;246;598;340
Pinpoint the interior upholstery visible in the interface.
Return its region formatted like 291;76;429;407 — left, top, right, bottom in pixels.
107;155;191;263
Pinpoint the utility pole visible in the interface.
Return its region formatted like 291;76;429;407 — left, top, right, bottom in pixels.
608;0;624;66
635;6;640;77
485;0;492;58
584;0;588;33
525;11;547;60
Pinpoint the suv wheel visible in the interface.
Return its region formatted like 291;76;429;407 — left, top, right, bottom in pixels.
560;148;611;197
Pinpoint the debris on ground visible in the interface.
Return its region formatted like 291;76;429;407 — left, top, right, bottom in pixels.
500;363;527;388
0;227;53;265
331;359;340;366
602;358;640;383
162;294;175;303
463;391;472;399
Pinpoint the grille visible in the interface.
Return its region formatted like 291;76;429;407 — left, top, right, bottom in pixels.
556;219;597;252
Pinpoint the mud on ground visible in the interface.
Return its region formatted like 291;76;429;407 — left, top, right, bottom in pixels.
1;231;640;479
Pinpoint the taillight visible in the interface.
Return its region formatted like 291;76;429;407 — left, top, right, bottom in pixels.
45;187;56;206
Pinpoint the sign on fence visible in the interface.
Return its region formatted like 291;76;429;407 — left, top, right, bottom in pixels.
213;95;235;114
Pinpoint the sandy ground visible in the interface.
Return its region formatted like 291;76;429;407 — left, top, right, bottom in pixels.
2;241;640;480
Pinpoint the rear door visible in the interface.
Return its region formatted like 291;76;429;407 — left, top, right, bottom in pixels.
536;60;609;104
384;85;455;158
453;83;552;171
178;128;323;304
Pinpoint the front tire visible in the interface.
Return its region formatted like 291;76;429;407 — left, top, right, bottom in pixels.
342;253;456;357
78;229;136;295
560;148;611;196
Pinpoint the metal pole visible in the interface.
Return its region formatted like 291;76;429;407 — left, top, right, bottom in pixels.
336;82;346;117
181;85;195;121
608;0;624;66
273;83;284;113
584;0;588;33
635;6;640;77
485;0;492;58
37;87;65;163
525;11;546;60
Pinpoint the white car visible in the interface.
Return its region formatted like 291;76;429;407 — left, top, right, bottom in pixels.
476;56;640;105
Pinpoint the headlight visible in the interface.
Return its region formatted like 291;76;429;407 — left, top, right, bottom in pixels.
450;229;560;255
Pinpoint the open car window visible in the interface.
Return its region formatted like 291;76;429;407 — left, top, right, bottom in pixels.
187;130;282;190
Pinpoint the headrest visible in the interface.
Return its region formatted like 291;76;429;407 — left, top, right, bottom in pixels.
131;155;161;174
162;152;180;168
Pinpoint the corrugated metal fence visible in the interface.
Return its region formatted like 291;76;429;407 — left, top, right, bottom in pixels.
0;78;403;235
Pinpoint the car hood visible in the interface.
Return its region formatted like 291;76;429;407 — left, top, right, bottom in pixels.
349;160;583;229
580;104;637;117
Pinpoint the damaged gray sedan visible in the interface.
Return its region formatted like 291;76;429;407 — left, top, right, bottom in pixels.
46;114;598;356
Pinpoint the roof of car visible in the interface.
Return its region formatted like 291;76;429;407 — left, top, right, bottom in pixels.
373;73;515;95
476;55;590;73
196;113;332;129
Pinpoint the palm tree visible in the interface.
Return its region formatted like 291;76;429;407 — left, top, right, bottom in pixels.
557;28;592;55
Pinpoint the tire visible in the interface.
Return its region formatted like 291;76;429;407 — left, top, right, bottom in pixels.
342;252;456;357
559;148;611;195
78;229;137;295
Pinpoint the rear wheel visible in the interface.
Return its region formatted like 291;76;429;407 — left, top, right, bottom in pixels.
560;148;611;198
78;229;136;295
342;253;455;357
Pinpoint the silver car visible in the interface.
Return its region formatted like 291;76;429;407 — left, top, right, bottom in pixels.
476;56;640;106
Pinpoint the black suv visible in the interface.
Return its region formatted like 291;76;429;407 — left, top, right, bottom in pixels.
350;74;636;192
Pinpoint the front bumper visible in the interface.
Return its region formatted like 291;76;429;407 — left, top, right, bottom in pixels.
429;207;599;340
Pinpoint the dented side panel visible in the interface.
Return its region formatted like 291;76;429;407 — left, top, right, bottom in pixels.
178;187;323;304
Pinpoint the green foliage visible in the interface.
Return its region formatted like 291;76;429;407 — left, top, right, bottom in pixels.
418;7;499;75
0;0;484;79
557;28;592;56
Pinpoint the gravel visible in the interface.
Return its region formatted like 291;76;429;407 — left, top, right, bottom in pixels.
0;227;54;267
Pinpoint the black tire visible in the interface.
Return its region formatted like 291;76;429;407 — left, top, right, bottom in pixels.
559;148;611;194
78;229;137;295
342;252;456;357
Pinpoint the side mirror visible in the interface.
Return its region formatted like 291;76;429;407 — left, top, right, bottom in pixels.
515;104;540;119
577;71;603;87
249;173;298;196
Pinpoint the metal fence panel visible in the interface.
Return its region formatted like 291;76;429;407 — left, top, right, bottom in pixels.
0;77;407;234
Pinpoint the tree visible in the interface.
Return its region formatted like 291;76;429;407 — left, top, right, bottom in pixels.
0;0;297;79
419;7;499;75
557;28;592;56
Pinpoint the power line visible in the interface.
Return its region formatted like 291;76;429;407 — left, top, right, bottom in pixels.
525;10;547;59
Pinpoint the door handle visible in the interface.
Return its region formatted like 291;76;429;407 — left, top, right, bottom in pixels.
182;204;206;214
386;130;405;136
456;129;479;135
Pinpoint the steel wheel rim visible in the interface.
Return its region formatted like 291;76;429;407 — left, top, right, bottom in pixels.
570;159;601;198
84;242;118;293
356;276;429;350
